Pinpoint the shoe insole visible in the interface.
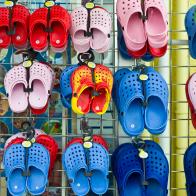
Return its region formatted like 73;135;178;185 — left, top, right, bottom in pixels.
9;168;26;195
50;22;65;48
127;13;146;43
72;169;89;195
12;22;26;47
27;167;46;195
77;88;92;113
31;23;47;50
92;89;107;113
190;183;196;195
124;173;143;196
146;179;164;196
147;8;166;36
124;98;144;134
29;80;47;109
91;170;107;194
146;96;166;130
0;26;10;47
91;28;107;50
9;83;28;113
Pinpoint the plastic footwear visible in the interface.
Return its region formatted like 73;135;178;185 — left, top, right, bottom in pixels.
70;7;90;53
144;67;168;134
62;143;90;196
118;70;145;136
29;8;48;52
71;65;94;114
60;64;78;108
145;141;169;196
66;135;109;151
112;143;144;196
4;65;28;113
4;129;46;150
3;144;26;196
91;64;113;115
112;68;130;108
89;143;109;195
49;6;71;52
0;8;11;49
90;7;111;53
36;134;58;175
185;5;196;59
186;73;196;128
184;142;196;196
116;0;147;56
29;62;55;113
12;5;30;49
144;0;168;57
26;143;50;195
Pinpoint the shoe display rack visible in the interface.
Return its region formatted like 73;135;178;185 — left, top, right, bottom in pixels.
0;0;195;196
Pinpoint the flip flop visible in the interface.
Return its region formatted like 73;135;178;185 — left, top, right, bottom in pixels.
144;0;168;56
112;143;144;196
66;135;109;151
116;0;147;56
12;5;30;49
29;8;48;52
112;68;131;108
29;62;55;112
185;73;196;128
71;65;94;114
144;67;168;134
90;7;111;53
26;143;50;195
62;143;90;196
118;70;145;136
0;8;11;49
36;134;58;175
184;142;196;196
3;144;26;196
4;65;28;113
185;5;196;59
91;64;113;115
60;64;78;108
89;143;109;195
70;7;90;53
145;141;169;196
4;129;46;150
49;5;71;53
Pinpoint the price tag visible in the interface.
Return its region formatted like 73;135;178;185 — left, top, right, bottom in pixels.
44;0;55;7
83;141;93;149
23;60;32;68
85;2;95;9
138;148;148;159
4;0;14;7
87;62;96;69
22;140;32;148
139;74;148;81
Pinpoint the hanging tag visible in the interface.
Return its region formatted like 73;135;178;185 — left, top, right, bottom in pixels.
139;74;148;81
87;62;96;69
31;138;36;144
83;141;93;149
85;2;95;9
138;148;148;159
4;0;14;7
23;60;33;68
22;140;32;148
44;0;55;7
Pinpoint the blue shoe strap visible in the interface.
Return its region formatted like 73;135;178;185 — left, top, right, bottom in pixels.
89;143;109;176
28;143;50;177
63;143;87;182
144;67;168;110
118;71;144;113
3;144;25;177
